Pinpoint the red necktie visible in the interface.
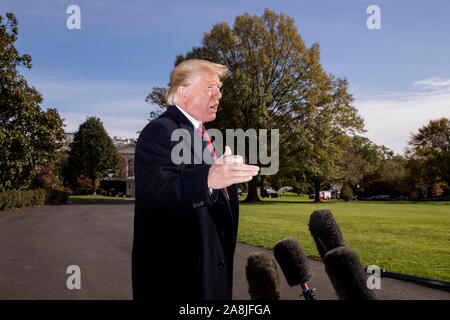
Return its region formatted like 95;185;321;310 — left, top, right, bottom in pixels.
198;125;216;159
198;124;230;200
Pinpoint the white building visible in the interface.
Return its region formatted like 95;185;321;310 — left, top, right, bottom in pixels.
116;143;135;198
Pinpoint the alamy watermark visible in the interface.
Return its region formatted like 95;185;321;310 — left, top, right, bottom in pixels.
366;5;381;30
170;128;279;175
366;265;381;290
66;5;81;30
66;265;81;290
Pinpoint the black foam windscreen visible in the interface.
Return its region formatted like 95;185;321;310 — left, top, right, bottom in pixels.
323;246;376;300
273;238;312;287
308;209;345;259
245;251;281;300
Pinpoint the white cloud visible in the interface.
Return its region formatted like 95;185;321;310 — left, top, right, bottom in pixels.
355;78;450;155
413;77;450;89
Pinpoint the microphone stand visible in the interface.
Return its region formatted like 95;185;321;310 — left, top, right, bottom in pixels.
364;267;450;291
300;282;316;300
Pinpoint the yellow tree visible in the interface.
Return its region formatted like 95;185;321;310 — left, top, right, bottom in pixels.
147;9;364;202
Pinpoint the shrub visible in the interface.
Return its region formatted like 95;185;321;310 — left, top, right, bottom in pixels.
341;184;354;202
46;187;71;204
0;188;70;210
96;188;108;196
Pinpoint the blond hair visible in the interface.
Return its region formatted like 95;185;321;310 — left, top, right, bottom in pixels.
166;59;228;105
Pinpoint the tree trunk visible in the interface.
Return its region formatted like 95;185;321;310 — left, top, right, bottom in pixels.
314;179;321;203
244;177;260;202
91;177;96;195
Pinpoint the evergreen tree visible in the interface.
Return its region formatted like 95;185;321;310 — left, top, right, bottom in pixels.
68;117;122;195
0;13;64;191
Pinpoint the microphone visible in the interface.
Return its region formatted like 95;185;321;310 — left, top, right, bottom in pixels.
323;246;376;300
273;238;316;300
245;251;281;300
308;209;345;259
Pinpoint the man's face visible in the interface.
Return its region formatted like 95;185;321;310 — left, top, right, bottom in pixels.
183;72;223;123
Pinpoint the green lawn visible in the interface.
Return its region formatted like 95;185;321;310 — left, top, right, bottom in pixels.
238;193;450;281
69;195;135;203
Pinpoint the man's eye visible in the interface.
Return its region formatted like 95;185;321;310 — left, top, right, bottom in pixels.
205;85;223;95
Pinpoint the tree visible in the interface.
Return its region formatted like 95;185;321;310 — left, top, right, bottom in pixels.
406;118;450;197
347;135;389;172
335;135;396;197
283;73;365;202
145;87;168;120
340;184;354;202
147;9;364;202
68;117;122;195
377;156;411;197
337;145;370;187
356;151;411;199
0;13;64;191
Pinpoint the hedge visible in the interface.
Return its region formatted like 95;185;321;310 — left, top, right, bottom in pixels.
0;188;70;211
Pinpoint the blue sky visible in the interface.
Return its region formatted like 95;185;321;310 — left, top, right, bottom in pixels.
1;0;449;154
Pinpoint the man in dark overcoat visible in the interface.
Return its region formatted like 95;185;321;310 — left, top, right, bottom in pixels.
132;59;259;300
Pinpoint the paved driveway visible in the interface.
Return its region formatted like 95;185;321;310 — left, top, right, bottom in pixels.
0;203;448;300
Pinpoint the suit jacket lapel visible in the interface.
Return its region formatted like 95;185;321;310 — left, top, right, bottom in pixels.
161;106;204;164
161;105;230;207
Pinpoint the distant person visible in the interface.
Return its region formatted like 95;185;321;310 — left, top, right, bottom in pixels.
132;59;259;299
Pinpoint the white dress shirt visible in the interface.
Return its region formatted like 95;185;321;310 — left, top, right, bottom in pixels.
175;104;201;131
174;104;215;196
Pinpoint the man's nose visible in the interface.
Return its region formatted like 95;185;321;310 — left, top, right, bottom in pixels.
216;87;222;99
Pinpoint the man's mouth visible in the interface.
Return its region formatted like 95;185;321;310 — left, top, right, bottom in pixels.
209;104;218;112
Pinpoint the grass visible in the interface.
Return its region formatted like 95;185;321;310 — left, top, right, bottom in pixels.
237;193;450;281
69;195;135;203
68;192;450;281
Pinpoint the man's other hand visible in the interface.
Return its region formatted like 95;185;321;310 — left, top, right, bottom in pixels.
207;146;260;189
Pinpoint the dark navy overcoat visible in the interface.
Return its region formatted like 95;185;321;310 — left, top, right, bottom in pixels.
132;105;239;300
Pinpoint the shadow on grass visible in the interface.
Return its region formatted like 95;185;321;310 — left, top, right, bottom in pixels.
264;200;328;204
238;193;333;204
239;200;317;204
238;197;330;205
69;200;135;205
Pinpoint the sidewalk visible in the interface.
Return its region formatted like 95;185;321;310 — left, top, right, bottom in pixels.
232;243;450;300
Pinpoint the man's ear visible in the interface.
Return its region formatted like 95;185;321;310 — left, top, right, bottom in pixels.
177;86;188;102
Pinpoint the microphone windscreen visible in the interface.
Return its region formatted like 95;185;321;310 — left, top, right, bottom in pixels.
245;251;281;300
273;238;311;286
323;246;376;300
308;210;345;259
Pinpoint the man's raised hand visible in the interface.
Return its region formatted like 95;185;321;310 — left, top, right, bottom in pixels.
207;146;259;189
